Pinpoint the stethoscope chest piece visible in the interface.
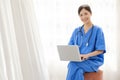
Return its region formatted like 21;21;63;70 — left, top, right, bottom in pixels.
86;42;89;47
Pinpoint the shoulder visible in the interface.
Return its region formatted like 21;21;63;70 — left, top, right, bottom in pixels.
93;25;102;30
73;26;82;33
93;25;105;37
93;25;103;32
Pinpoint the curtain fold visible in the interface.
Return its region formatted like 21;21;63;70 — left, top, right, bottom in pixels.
116;0;120;79
0;0;49;80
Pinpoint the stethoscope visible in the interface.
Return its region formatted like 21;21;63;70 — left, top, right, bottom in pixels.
75;25;94;47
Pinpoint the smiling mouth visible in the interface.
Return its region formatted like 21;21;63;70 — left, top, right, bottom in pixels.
83;19;88;22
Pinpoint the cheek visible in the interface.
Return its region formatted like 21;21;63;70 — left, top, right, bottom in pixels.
80;16;87;21
80;16;84;20
87;16;91;20
87;14;91;18
80;17;84;22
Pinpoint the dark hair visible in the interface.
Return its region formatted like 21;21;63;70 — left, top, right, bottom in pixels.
78;4;92;15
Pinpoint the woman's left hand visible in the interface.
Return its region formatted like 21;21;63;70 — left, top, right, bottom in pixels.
80;54;90;60
80;50;104;60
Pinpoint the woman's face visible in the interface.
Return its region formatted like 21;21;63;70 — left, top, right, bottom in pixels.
79;8;92;24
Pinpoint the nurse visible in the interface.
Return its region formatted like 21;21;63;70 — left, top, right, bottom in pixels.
66;4;106;80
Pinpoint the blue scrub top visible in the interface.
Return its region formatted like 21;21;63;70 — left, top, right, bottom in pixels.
68;25;106;64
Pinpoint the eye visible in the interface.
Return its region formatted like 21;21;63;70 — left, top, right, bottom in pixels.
84;12;88;15
80;14;83;17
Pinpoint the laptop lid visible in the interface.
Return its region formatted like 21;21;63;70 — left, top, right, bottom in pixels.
57;45;82;61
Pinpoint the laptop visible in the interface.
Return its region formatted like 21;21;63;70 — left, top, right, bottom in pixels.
57;45;82;61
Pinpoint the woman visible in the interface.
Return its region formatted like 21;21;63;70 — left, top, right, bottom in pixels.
66;4;106;80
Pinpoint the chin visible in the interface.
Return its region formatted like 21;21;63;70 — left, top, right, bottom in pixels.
83;21;89;24
82;20;88;24
84;20;91;24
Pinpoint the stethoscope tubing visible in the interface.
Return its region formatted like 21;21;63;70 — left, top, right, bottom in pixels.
75;25;94;47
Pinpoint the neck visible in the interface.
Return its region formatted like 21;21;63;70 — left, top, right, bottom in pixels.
83;21;93;33
84;21;93;28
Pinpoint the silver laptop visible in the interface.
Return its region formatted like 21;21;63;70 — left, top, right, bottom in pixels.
57;45;82;61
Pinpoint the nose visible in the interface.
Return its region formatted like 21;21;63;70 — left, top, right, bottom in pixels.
81;14;86;19
81;15;87;22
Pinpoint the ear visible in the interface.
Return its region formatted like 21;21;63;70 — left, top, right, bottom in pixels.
78;13;80;16
90;13;92;16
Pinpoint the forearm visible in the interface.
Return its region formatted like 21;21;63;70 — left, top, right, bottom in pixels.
87;50;104;57
80;50;104;60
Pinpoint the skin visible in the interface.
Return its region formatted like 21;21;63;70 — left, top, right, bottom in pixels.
78;8;103;60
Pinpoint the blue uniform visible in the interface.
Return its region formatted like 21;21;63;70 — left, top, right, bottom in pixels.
66;25;106;80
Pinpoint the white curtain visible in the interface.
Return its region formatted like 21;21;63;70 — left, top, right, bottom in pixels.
116;0;120;79
0;0;49;80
